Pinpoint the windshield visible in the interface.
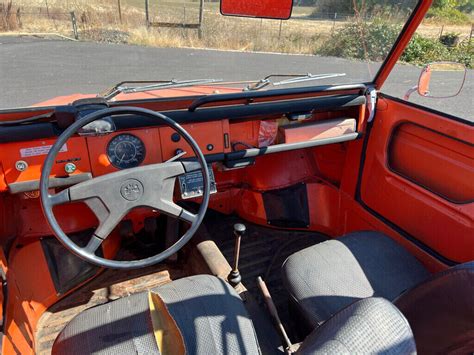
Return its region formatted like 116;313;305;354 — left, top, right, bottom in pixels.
0;0;423;109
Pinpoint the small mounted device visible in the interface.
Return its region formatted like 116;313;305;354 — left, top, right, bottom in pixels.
178;164;217;199
54;98;116;136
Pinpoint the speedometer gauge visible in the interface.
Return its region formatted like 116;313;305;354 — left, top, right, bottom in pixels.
107;134;146;169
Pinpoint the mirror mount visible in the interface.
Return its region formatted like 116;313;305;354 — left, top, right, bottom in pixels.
403;85;419;101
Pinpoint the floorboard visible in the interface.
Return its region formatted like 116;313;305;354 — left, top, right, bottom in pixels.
35;264;185;354
204;211;328;336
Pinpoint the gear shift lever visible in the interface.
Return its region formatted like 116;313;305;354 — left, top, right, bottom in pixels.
228;223;245;287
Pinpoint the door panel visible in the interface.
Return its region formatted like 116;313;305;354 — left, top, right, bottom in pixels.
360;96;474;263
389;123;474;203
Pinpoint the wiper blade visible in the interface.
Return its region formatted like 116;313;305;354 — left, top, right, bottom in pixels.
244;73;346;91
102;79;223;100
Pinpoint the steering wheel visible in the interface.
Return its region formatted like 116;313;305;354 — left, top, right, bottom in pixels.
40;107;210;269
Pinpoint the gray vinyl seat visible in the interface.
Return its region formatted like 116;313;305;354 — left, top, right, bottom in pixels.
282;231;474;354
282;231;430;330
53;275;261;355
297;297;416;355
53;274;417;355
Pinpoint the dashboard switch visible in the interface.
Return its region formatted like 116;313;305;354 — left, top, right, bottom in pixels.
171;133;181;142
15;160;28;172
65;163;77;174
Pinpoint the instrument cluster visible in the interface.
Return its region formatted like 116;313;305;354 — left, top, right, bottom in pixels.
106;134;146;170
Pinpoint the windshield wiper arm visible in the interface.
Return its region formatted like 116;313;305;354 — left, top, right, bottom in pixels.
102;78;223;100
274;73;346;86
244;74;304;91
244;73;346;91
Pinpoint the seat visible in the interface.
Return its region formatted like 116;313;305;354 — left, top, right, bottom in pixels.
53;274;417;355
281;231;430;330
296;297;416;355
282;231;474;354
394;262;474;355
53;275;261;355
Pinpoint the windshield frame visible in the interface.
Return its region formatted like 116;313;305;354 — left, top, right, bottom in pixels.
373;0;429;89
0;0;430;115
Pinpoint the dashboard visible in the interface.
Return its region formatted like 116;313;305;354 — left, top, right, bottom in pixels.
0;89;366;194
0;114;360;196
0;120;236;193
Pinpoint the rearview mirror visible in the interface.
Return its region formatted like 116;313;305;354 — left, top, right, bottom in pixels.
220;0;293;20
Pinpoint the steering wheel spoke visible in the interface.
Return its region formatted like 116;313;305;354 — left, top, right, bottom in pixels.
181;161;202;173
94;211;123;239
84;235;105;254
48;188;71;206
83;213;121;255
153;197;198;224
179;208;198;224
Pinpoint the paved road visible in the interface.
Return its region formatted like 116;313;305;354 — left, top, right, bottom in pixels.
0;36;472;120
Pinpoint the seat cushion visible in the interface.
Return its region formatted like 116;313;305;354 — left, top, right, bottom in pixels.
282;231;430;329
297;297;416;355
395;261;474;355
53;275;261;355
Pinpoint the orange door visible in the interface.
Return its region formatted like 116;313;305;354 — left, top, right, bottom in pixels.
358;96;473;265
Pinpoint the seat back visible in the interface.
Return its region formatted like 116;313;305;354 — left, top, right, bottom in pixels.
395;262;474;355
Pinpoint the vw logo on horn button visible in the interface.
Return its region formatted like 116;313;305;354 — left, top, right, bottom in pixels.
120;179;144;201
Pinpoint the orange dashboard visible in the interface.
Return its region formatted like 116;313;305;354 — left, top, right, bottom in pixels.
0;120;234;193
0;110;361;195
0;88;367;195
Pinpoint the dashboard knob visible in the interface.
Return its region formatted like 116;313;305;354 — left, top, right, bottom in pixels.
15;160;28;172
65;163;77;174
171;133;181;142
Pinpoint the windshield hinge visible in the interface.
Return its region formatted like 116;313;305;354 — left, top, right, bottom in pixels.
366;86;377;122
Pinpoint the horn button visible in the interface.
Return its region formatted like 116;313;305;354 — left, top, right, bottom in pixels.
120;179;144;201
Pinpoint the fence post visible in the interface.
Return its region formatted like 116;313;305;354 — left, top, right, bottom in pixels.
183;4;186;31
145;0;150;27
45;0;50;18
470;24;473;44
70;11;79;40
16;8;22;28
198;0;204;39
278;20;283;41
117;0;122;24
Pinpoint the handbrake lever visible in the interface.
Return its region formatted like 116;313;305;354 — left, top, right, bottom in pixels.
257;276;298;354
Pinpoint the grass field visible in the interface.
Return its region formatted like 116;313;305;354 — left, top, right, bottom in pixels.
3;0;473;56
